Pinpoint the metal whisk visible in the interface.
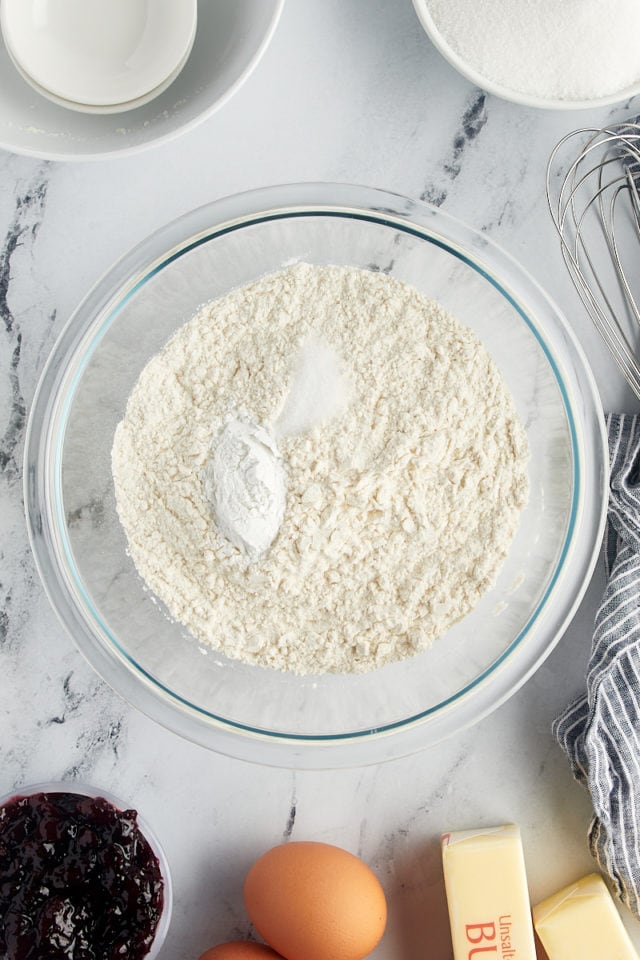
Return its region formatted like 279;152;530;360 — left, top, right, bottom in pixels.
547;121;640;399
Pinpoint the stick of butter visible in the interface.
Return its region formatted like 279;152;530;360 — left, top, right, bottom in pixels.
532;873;638;959
441;824;536;959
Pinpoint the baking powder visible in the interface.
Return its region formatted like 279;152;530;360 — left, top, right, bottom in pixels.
204;412;286;561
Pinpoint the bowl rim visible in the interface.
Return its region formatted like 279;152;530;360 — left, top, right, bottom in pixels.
411;0;640;110
0;779;173;959
23;182;608;768
0;0;285;161
1;15;197;116
0;0;197;108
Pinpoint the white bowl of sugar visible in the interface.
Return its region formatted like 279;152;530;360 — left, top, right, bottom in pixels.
412;0;640;109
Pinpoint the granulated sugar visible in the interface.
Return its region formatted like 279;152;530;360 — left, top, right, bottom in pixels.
427;0;640;101
112;263;529;675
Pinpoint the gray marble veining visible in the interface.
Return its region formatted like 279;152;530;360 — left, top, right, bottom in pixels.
1;1;640;958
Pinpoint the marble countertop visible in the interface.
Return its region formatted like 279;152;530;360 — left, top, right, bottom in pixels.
1;1;640;957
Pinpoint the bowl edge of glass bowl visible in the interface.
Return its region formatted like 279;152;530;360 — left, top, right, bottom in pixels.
23;183;608;768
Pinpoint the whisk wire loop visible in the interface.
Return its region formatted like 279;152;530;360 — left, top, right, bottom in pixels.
547;122;640;399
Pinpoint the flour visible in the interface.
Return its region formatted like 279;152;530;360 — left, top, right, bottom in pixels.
427;0;640;100
111;263;529;675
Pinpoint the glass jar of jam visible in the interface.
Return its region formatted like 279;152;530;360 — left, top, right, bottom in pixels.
0;783;172;960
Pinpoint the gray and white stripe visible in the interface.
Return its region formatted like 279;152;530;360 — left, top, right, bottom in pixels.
554;413;640;916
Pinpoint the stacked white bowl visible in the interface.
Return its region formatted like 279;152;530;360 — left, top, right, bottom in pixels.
0;0;197;114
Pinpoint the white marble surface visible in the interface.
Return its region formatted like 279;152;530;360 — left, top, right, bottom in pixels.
1;2;640;958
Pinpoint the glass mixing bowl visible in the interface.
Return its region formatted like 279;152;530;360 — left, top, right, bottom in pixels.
24;183;607;768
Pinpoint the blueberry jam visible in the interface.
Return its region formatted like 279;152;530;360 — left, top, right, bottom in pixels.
0;791;164;960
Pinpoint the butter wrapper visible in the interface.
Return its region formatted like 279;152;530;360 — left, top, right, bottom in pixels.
441;824;536;960
533;872;638;959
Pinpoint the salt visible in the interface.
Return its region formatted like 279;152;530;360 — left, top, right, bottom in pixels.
427;0;640;101
273;334;349;439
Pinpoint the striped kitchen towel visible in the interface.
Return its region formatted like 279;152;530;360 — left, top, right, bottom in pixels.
554;413;640;916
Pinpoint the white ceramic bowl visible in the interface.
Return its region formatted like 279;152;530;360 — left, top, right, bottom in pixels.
0;0;284;159
24;183;608;769
1;0;197;110
2;28;196;116
412;0;640;110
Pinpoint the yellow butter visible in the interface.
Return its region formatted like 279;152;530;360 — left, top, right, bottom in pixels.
533;873;638;960
441;824;536;960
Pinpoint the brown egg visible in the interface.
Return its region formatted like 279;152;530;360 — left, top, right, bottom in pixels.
198;942;284;960
243;841;387;960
